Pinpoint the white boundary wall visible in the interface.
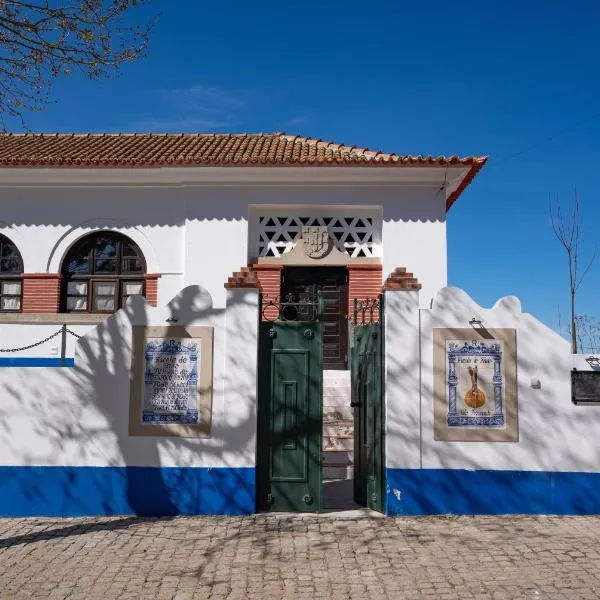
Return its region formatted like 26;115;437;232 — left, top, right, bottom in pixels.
385;286;600;473
0;286;259;470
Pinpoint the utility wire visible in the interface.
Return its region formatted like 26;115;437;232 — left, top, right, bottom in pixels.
487;110;600;167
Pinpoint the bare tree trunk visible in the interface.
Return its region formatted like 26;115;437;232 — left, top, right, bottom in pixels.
549;189;596;355
571;289;578;353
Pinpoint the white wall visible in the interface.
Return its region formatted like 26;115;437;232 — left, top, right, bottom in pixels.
0;286;259;469
0;182;447;311
385;286;600;473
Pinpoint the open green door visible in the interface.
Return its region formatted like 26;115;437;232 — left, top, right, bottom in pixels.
257;296;323;512
351;297;385;513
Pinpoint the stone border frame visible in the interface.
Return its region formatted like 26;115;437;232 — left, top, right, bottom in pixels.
129;325;214;437
433;328;518;442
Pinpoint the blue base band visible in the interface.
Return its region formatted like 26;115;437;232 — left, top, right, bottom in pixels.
386;468;600;516
0;358;74;367
0;466;255;517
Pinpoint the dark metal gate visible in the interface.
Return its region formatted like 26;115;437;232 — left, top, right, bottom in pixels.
350;296;385;513
256;294;324;512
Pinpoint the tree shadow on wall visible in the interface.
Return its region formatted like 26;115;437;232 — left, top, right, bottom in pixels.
0;285;259;522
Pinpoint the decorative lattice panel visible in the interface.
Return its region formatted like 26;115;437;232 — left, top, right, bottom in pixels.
257;216;375;258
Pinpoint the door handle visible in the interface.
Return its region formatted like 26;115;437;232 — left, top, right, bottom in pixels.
350;402;360;407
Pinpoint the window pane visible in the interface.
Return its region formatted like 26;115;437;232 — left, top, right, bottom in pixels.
94;238;117;259
94;258;118;273
1;281;21;295
1;297;20;310
93;282;117;297
1;244;15;257
122;242;141;257
67;281;87;295
93;296;115;311
122;257;144;273
123;282;144;296
0;257;22;273
67;258;90;274
67;297;87;311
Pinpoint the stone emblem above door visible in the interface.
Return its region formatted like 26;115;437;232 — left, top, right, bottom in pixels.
302;226;332;259
257;226;380;266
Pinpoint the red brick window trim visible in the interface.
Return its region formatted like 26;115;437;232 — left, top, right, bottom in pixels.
22;273;61;314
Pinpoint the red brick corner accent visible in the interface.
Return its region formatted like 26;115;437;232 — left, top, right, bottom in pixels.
251;263;282;296
22;273;61;313
383;267;422;291
224;266;262;290
144;273;160;307
347;264;383;316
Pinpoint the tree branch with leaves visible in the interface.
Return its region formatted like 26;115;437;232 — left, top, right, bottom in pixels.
0;0;156;129
549;188;597;353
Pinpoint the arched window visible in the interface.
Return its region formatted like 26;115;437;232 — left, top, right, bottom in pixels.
61;232;146;313
0;234;23;311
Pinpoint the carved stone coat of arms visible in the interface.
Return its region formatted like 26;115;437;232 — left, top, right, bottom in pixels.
302;226;331;259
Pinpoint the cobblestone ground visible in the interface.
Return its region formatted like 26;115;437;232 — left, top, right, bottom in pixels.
1;513;600;599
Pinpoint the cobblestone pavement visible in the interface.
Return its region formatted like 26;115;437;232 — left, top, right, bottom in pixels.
2;512;600;599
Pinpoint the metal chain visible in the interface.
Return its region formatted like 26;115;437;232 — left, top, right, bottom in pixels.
0;325;83;353
0;328;63;353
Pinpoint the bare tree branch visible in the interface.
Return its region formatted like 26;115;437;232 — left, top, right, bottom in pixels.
549;188;597;353
0;0;157;130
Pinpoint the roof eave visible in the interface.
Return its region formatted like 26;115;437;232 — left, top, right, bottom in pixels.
446;157;488;211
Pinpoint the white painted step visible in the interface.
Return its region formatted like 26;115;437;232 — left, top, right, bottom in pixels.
322;369;353;480
322;450;353;466
323;422;353;437
323;436;353;452
323;407;353;422
323;465;354;480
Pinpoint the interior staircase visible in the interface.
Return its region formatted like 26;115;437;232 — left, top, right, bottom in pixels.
322;370;354;480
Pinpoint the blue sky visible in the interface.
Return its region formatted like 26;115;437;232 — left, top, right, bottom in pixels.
14;0;600;332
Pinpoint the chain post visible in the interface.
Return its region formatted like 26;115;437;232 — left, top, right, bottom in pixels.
60;323;67;367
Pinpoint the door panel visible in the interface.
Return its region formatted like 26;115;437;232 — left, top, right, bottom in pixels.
281;267;348;369
271;351;309;481
257;321;322;512
352;310;385;513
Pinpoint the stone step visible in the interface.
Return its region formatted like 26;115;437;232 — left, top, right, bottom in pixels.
323;465;353;480
323;369;351;380
323;386;351;399
322;450;353;466
323;436;353;451
323;422;353;437
323;371;351;388
323;407;353;422
322;395;351;408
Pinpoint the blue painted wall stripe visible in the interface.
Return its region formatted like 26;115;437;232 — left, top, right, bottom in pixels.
0;357;74;367
0;466;255;517
386;468;600;516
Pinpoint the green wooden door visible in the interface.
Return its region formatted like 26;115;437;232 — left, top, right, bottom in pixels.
257;321;323;512
351;302;385;513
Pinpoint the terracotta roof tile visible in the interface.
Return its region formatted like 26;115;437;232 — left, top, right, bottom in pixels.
0;131;486;168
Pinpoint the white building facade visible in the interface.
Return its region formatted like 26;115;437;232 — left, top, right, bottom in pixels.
10;133;597;518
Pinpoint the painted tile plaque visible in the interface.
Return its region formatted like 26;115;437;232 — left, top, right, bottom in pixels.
446;339;505;428
142;338;200;425
129;326;213;437
434;328;517;442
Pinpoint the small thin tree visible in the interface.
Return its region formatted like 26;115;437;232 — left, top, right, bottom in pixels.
0;1;156;129
549;188;597;353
